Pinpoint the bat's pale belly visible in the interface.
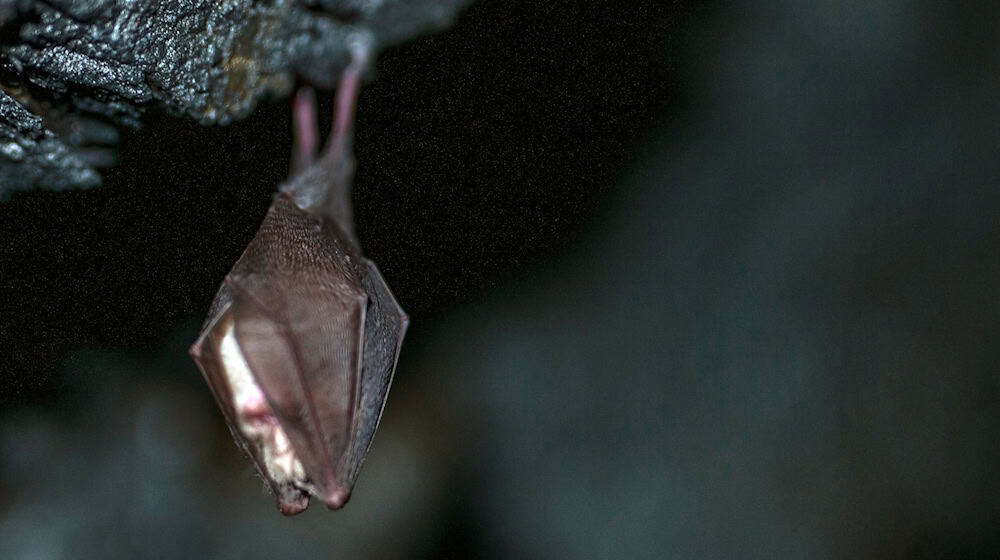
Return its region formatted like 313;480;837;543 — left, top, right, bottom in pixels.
217;316;308;488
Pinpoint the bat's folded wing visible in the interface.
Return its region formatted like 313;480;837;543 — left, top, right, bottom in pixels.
347;258;410;486
228;229;367;511
193;196;373;513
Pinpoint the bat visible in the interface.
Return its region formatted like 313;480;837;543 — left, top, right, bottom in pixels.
189;37;408;516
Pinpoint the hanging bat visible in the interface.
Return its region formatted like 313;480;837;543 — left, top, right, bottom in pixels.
190;37;408;516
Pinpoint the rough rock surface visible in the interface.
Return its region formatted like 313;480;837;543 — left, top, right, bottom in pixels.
0;0;471;197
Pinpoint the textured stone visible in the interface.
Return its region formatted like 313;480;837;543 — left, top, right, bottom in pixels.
0;0;472;197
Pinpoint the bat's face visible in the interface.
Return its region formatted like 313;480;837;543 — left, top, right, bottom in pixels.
190;195;408;515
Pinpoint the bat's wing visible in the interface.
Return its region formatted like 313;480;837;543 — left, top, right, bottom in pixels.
191;283;238;428
346;259;410;486
230;281;364;510
193;195;369;513
191;288;315;514
232;197;367;510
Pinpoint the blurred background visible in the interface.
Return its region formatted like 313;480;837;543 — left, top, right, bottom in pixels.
3;0;1000;558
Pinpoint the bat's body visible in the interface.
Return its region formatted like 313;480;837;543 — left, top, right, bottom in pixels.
190;39;408;515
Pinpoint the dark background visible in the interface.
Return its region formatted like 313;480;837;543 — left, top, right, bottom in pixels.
0;1;681;398
3;1;1000;558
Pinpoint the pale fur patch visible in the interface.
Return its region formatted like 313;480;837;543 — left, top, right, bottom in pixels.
218;320;307;486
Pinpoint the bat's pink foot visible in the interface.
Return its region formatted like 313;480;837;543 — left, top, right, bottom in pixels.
290;87;319;177
281;32;373;231
323;33;373;165
287;33;371;179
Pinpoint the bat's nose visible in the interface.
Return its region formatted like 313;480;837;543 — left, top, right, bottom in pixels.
321;486;352;510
